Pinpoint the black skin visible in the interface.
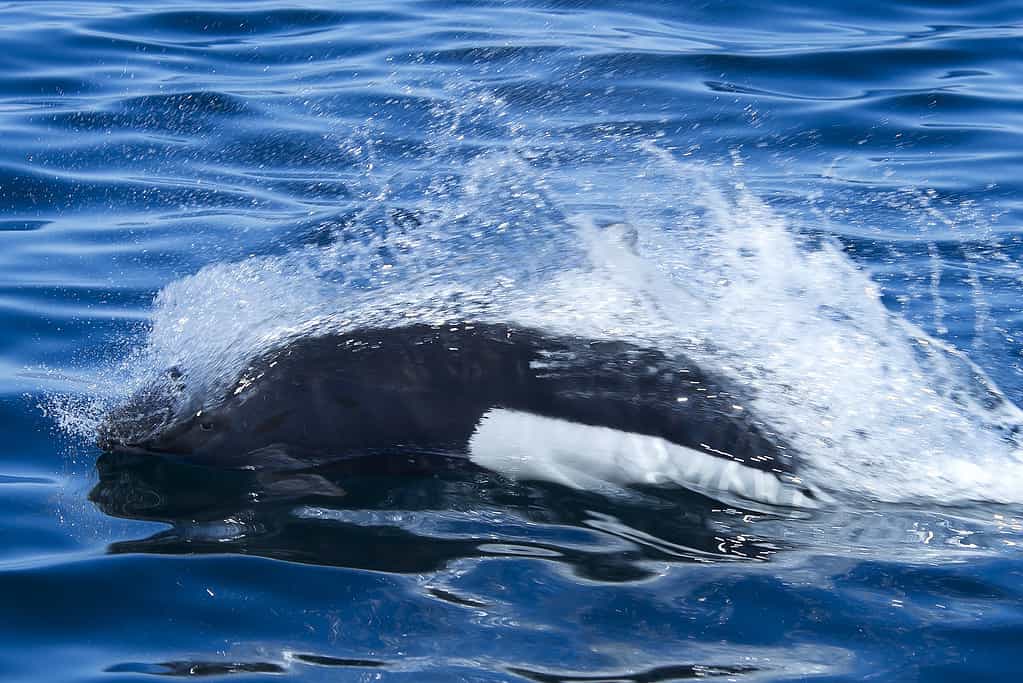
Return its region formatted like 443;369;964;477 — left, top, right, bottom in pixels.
97;323;794;475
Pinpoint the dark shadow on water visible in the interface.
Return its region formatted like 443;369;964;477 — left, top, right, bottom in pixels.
106;660;286;677
106;658;756;680
508;663;760;682
90;450;790;582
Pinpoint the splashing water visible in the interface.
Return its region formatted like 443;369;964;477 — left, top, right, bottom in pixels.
47;122;1023;507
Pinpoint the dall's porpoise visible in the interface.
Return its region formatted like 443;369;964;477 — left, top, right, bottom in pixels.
97;323;819;507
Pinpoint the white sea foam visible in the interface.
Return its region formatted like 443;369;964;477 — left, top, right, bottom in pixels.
49;129;1023;507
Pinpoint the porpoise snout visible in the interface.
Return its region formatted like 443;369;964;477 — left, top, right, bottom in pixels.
96;389;181;454
96;413;155;453
96;427;116;452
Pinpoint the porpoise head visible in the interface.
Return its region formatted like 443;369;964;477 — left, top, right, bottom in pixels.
97;367;231;457
96;355;325;464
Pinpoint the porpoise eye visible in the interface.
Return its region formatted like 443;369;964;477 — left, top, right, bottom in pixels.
199;421;215;432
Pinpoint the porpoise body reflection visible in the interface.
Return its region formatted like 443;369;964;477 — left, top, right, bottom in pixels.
98;324;819;507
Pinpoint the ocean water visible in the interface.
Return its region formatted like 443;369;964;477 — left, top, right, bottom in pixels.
3;0;1023;680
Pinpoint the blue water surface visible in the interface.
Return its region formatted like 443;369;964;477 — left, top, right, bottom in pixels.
2;1;1023;681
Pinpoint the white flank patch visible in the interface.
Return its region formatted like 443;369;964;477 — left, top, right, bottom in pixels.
468;408;819;509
